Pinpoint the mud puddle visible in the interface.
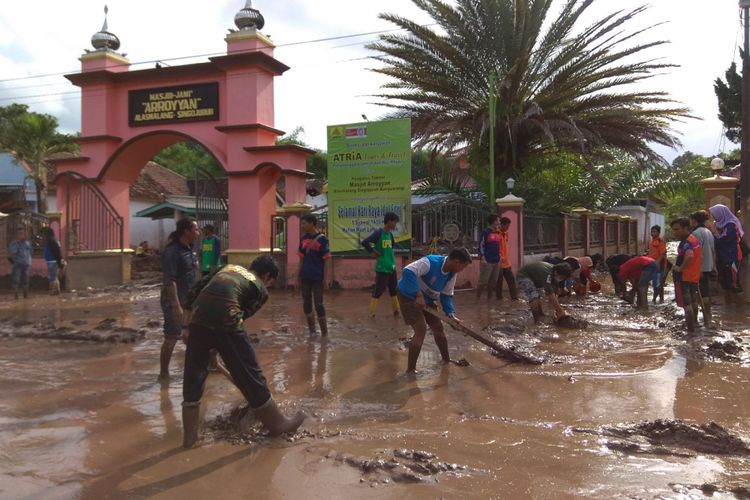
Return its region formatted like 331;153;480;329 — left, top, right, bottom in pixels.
1;279;750;498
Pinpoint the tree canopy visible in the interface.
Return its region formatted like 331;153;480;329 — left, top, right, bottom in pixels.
369;0;691;186
0;104;76;213
714;61;742;143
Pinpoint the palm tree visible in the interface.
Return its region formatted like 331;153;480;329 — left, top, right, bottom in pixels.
368;0;692;184
2;112;74;214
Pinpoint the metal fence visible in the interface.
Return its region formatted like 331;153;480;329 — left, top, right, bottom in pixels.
0;211;50;258
411;196;493;256
61;171;124;254
523;211;562;254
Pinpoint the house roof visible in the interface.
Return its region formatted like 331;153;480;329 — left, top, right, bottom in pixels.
134;194;224;220
130;162;190;201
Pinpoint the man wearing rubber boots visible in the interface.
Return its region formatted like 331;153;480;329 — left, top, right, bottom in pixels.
397;248;472;373
181;256;305;448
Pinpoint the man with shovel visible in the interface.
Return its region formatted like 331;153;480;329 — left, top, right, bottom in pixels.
397;248;472;373
181;255;305;448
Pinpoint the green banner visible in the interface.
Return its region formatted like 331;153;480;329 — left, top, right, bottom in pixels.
327;118;411;255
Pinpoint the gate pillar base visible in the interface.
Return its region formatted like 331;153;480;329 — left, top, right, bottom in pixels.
226;248;291;288
225;248;273;267
66;251;132;290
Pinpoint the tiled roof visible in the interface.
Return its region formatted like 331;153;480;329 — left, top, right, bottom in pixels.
130;162;190;201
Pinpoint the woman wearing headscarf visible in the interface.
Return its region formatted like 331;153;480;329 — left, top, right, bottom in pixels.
708;204;744;295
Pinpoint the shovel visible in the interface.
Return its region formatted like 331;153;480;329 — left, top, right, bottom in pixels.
422;308;545;365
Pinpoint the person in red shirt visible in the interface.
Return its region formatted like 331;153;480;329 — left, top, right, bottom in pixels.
671;217;704;332
618;256;658;310
646;225;667;303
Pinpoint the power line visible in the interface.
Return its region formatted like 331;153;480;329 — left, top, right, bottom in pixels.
0;52;386;104
0;24;435;86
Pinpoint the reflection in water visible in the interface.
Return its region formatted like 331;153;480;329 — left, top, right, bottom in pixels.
0;287;748;498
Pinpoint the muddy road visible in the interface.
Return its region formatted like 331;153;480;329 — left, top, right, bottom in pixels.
0;283;749;499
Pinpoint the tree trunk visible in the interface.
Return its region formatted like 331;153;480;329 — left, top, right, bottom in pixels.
34;178;48;214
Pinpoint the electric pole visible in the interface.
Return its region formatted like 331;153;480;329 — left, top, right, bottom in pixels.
741;0;750;295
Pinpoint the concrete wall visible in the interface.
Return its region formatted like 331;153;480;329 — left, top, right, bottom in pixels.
129;200;171;251
65;251;133;290
283;255;483;290
610;205;664;253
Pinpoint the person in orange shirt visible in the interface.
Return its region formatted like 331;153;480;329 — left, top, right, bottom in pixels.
495;217;518;300
671;218;703;332
646;224;667;303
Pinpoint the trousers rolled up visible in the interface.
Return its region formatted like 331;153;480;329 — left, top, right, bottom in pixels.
301;279;325;317
183;323;271;408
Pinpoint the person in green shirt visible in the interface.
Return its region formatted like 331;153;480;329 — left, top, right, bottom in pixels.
200;225;221;276
516;261;571;323
362;212;401;317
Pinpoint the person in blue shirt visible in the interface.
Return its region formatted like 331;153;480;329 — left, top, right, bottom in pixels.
477;214;503;299
8;228;33;299
397;248;472;373
298;214;331;336
42;227;64;295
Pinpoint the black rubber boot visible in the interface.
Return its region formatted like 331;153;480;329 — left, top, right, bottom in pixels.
318;316;328;337
254;397;305;436
658;287;664;304
182;402;201;449
636;289;648;310
685;309;696;333
306;314;317;335
406;340;423;373
703;303;712;329
435;335;450;363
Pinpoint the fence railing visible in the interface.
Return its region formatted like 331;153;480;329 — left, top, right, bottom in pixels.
0;211;50;258
61;171;124;254
523;211;638;257
523;211;562;254
411;197;493;256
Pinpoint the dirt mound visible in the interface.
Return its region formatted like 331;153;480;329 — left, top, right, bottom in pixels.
573;419;750;457
0;317;157;343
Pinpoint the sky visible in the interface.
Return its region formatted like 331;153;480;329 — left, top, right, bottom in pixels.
0;0;743;163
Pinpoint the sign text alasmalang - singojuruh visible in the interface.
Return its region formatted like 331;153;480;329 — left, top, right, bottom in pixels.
128;82;219;126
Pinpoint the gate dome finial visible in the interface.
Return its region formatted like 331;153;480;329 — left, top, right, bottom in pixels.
234;0;265;31
91;4;121;51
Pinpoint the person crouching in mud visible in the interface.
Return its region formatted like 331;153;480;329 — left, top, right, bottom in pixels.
181;256;304;448
516;261;572;323
397;248;472;374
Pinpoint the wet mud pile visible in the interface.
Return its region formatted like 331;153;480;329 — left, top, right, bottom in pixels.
573;419;750;457
670;482;750;499
659;306;750;363
317;447;473;485
0;316;151;343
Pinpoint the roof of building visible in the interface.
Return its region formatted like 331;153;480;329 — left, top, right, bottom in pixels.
130;162;190;201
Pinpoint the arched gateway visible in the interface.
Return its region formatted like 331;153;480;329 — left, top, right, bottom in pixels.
51;3;311;288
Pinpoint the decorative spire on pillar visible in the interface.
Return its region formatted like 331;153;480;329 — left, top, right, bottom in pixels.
234;0;265;31
90;5;121;51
